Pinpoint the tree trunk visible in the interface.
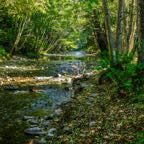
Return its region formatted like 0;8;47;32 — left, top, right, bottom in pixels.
92;9;108;58
133;0;139;54
126;0;135;50
10;17;30;56
138;0;144;63
102;0;116;64
115;0;124;57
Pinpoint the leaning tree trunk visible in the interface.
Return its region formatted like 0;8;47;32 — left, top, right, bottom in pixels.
138;0;144;63
10;17;30;56
102;0;116;65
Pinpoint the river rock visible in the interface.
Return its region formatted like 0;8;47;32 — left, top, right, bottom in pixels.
4;85;19;91
43;121;50;126
23;116;35;120
70;51;86;58
37;138;47;144
47;128;57;137
25;127;45;135
45;114;54;120
87;97;94;102
29;119;39;125
14;90;29;94
89;121;96;127
54;108;63;116
81;83;88;88
34;76;52;80
63;127;72;134
91;93;97;97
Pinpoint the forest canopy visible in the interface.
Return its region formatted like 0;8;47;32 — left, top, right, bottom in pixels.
1;0;144;65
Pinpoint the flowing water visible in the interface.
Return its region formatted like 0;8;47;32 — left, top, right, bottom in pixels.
0;55;98;144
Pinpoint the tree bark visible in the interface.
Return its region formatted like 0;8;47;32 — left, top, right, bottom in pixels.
92;9;108;58
115;0;124;57
126;0;135;50
102;0;116;64
138;0;144;63
10;17;30;56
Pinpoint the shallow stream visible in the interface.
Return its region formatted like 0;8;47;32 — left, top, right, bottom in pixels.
0;56;97;144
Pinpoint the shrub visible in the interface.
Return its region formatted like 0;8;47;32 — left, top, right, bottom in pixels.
0;45;7;57
97;54;144;99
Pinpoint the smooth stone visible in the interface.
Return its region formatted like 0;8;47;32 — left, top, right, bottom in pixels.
54;108;63;115
25;127;45;135
4;85;19;91
81;83;88;88
34;76;52;80
29;120;39;125
30;125;38;128
47;128;57;137
91;93;97;97
14;90;29;94
37;138;47;144
89;121;96;127
63;127;72;134
23;116;35;120
86;101;92;105
87;97;94;102
70;51;86;58
43;121;50;126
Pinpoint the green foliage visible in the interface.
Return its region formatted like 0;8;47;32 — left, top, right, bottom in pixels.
134;131;144;144
97;52;144;99
0;0;90;56
106;64;135;92
0;45;7;56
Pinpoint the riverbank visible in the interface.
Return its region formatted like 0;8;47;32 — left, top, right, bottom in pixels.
33;75;143;144
0;58;143;144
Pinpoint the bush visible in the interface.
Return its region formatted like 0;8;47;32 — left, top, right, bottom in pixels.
97;56;144;99
0;45;7;57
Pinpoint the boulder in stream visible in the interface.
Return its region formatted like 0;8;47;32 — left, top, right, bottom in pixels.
25;127;46;135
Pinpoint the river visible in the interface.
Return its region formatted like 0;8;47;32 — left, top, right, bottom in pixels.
0;55;98;144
